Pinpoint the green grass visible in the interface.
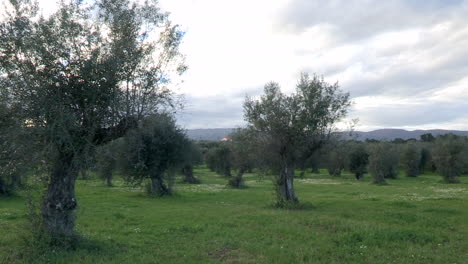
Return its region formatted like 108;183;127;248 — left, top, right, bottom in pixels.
1;166;467;263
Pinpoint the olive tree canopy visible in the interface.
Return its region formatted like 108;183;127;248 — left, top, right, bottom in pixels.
243;73;351;206
0;0;185;239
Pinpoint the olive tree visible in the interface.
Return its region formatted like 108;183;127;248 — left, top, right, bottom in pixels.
95;139;123;186
244;73;351;205
402;143;421;177
324;138;347;177
180;141;203;184
432;135;467;183
368;142;400;184
347;142;369;180
205;144;232;178
227;128;257;188
0;0;185;239
122;114;187;196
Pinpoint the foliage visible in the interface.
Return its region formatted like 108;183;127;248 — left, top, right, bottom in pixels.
432;135;467;183
324;139;347;177
368;142;400;184
402;143;421;177
95;139;124;186
226;128;257;188
180;141;203;184
244;73;351;205
420;133;435;142
205;144;232;178
347;142;369;180
122;113;187;195
0;0;185;238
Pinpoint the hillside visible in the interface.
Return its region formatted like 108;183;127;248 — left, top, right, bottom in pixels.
186;128;468;141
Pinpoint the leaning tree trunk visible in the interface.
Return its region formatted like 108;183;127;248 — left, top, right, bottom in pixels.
150;171;170;196
276;162;298;204
41;152;78;238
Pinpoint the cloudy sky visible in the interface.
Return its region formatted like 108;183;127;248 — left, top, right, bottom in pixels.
157;0;468;131
11;0;468;131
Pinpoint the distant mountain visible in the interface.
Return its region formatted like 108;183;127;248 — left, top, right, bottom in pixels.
185;128;235;141
351;129;468;141
186;128;468;141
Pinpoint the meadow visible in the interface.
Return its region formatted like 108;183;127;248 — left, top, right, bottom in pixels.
0;166;467;264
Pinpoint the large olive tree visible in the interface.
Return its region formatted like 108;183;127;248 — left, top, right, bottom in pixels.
0;0;185;239
244;73;351;205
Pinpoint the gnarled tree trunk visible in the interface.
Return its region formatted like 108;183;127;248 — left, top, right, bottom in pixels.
150;172;170;196
41;152;78;238
276;163;298;204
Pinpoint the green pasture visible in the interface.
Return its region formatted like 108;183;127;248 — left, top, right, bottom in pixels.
1;167;467;263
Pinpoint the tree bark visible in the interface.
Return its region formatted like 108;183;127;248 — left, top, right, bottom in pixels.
276;163;298;204
41;152;78;238
150;173;170;196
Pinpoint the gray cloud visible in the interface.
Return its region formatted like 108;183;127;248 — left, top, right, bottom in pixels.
278;0;467;42
354;101;468;127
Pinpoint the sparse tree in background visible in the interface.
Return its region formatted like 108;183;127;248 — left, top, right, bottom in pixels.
368;143;399;184
95;139;123;186
227;128;256;188
0;0;185;239
244;73;351;206
205;144;232;178
180;141;203;184
347;142;369;180
420;133;435;143
324;139;347;177
122;114;187;196
432;135;467;183
402;143;421;177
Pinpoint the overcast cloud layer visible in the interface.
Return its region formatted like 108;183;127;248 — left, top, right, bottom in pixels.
158;0;468;131
29;0;468;131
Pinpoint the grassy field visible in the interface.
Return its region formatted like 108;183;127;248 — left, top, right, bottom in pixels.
1;166;467;263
